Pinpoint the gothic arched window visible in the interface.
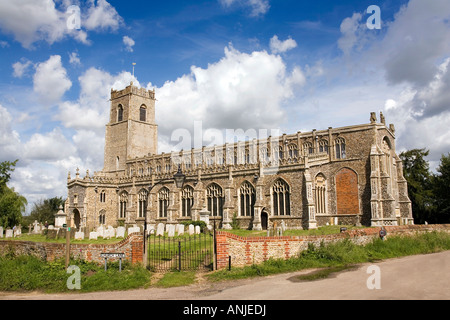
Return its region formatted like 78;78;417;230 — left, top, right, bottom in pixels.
119;192;128;219
240;182;255;217
319;140;329;154
181;186;194;217
138;189;148;218
335;137;346;159
118;104;124;122
207;183;224;217
158;187;169;218
314;174;327;214
272;179;291;216
140;105;146;122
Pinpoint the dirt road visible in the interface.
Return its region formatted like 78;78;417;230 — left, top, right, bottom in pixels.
1;251;449;300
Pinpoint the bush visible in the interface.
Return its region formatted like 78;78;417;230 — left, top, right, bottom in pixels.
180;220;207;232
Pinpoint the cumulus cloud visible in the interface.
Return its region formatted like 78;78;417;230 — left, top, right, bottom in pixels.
123;36;135;52
0;105;22;161
0;0;123;48
83;0;124;31
270;35;297;54
12;59;33;78
153;44;305;151
33;55;72;106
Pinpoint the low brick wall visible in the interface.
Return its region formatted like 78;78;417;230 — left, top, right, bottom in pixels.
216;224;450;270
0;233;144;265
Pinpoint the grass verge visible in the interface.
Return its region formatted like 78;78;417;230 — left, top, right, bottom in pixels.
207;231;450;282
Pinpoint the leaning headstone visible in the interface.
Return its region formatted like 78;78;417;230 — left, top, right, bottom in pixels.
89;231;98;240
167;224;175;237
177;224;185;236
75;231;84;240
116;226;125;238
188;224;195;235
195;225;201;235
5;229;13;238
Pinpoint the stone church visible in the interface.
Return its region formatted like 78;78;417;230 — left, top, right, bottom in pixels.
65;82;413;232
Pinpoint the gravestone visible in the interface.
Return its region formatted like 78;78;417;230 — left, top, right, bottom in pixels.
188;224;195;235
165;224;170;233
167;224;175;237
128;226;140;234
195;225;201;235
177;224;184;236
89;231;98;240
0;226;3;238
5;229;13;238
75;231;84;240
107;226;116;238
97;225;105;238
156;223;164;236
116;226;125;238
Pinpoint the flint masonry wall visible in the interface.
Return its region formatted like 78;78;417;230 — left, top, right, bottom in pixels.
215;224;450;270
0;233;144;265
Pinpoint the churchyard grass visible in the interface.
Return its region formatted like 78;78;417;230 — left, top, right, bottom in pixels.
226;225;369;237
0;254;151;293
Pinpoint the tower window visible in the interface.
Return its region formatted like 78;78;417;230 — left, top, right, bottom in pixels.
118;105;124;122
140;106;146;122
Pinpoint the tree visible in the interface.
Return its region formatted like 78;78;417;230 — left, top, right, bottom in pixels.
433;153;450;223
399;149;435;224
0;186;27;228
0;159;18;192
24;196;66;226
0;160;27;228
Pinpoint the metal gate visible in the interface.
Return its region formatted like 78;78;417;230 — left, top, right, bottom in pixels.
147;233;214;272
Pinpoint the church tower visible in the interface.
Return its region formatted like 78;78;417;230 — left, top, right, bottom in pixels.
103;82;158;174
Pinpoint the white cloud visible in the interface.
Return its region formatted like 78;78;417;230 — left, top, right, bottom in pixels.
12;59;33;78
153;44;305;151
23;128;76;161
337;12;365;56
0;0;123;48
123;36;135;52
270;35;297;54
33;55;72;106
219;0;270;17
0;105;22;161
69;52;81;65
84;0;123;31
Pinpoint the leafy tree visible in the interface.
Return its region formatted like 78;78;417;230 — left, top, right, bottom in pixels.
433;153;450;223
24;196;66;226
0;186;27;228
0;160;27;228
0;159;18;192
399;149;435;224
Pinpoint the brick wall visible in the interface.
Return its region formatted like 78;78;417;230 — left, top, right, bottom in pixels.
216;224;450;270
0;232;144;265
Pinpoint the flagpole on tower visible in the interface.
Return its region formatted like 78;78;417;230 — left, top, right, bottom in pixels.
132;62;136;78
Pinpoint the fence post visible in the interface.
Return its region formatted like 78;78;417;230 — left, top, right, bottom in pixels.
178;240;182;272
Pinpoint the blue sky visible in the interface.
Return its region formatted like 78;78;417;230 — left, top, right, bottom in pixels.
0;0;449;212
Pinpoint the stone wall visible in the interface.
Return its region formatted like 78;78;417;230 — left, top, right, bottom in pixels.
216;224;450;270
0;233;144;265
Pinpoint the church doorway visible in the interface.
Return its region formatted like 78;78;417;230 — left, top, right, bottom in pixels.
261;210;268;230
73;209;81;230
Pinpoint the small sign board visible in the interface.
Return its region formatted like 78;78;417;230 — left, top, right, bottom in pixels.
379;229;387;238
100;253;125;259
63;224;67;228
